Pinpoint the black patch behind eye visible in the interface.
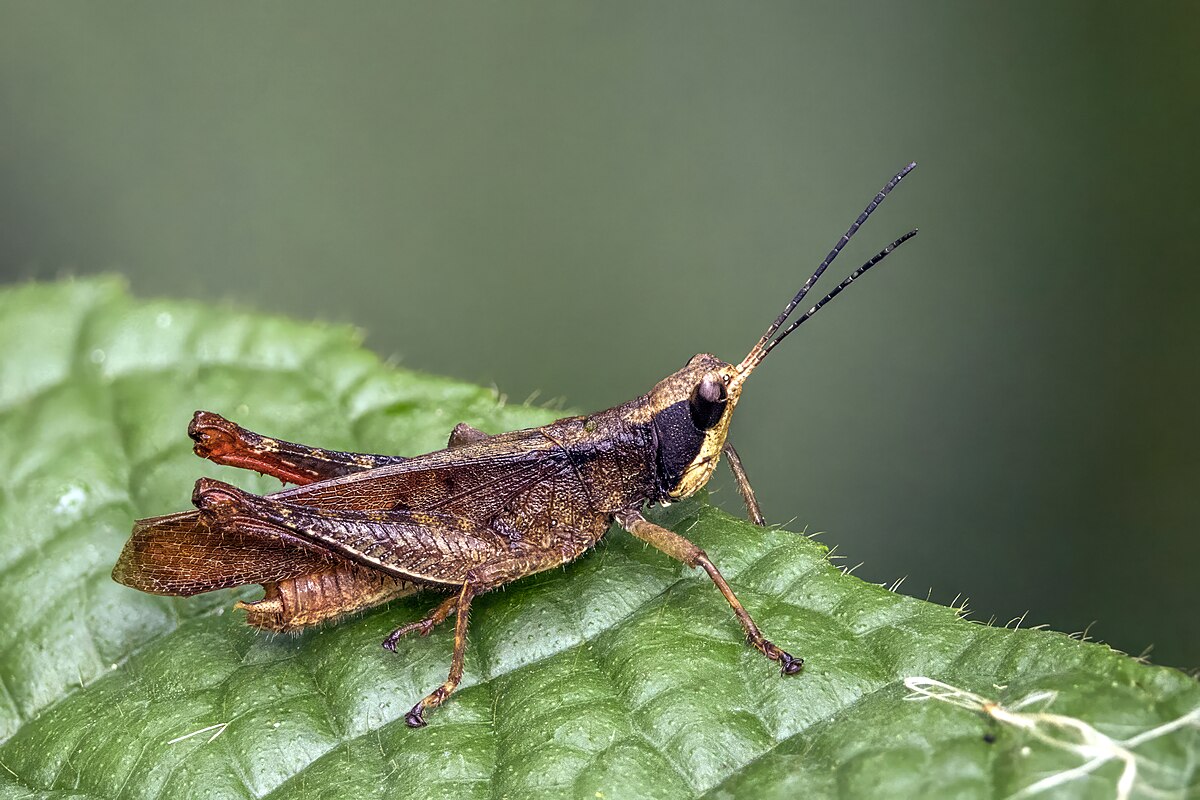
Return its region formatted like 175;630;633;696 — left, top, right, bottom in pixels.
654;400;707;495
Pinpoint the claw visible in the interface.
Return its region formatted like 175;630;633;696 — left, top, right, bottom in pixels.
779;650;804;676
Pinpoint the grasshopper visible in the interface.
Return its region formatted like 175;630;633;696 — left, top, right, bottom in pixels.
113;162;918;727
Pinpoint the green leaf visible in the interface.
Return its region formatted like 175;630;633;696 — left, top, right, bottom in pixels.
0;277;1196;800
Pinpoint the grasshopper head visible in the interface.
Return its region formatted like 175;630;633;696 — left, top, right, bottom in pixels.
646;353;743;500
649;162;921;503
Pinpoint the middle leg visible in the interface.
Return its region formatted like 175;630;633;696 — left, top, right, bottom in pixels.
402;547;588;727
382;592;458;651
404;582;476;728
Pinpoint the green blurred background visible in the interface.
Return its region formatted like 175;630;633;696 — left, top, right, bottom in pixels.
2;3;1197;668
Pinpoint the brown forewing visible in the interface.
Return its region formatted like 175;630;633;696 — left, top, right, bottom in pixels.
112;510;341;596
118;419;612;596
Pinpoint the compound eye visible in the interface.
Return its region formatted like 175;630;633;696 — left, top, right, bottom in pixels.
689;374;728;430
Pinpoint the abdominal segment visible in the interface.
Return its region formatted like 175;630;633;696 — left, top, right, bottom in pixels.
237;562;424;632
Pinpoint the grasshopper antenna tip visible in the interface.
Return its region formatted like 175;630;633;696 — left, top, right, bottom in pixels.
738;162;920;372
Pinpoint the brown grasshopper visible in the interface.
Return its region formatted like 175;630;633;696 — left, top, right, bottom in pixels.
113;162;918;727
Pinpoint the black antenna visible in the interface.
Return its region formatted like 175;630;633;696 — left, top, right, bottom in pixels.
755;229;918;359
742;161;917;369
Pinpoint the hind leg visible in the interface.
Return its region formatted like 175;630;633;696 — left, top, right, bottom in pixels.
188;412;488;485
188;411;407;485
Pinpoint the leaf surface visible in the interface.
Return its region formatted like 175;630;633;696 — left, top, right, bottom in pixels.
0;278;1196;799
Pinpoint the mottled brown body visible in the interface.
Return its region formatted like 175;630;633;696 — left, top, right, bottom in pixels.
113;162;919;726
238;565;417;632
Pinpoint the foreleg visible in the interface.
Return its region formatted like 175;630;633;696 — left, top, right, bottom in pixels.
722;442;765;526
615;508;801;674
